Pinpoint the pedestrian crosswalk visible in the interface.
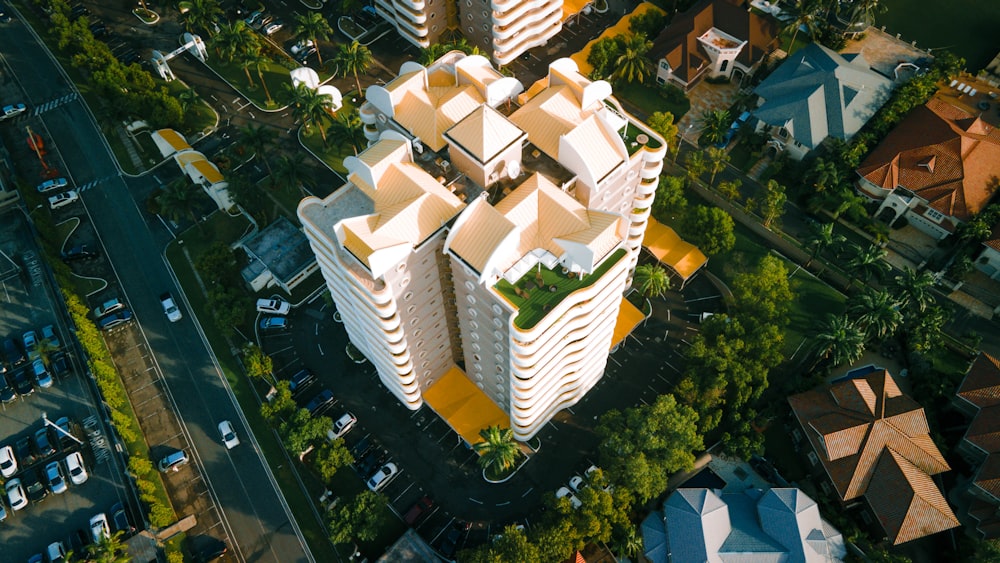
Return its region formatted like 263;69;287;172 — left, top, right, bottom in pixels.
77;174;117;193
32;92;78;116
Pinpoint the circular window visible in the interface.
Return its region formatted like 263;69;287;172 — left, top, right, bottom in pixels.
467;13;473;20
469;321;479;330
404;291;413;301
408;305;416;314
401;276;411;286
627;170;637;179
496;365;503;373
468;26;474;32
471;332;480;341
483;23;489;31
477;382;484;390
397;263;406;272
431;24;438;32
471;342;480;352
494;342;503;352
469;309;478;318
482;10;488;17
495;353;504;362
492;317;503;328
492;304;503;315
466;0;472;5
410;316;420;325
473;354;481;362
466;281;476;291
494;330;502;339
414;329;422;337
422;361;429;368
466;295;476;305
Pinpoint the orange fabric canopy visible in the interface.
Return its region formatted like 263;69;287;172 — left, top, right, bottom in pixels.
643;218;708;281
422;365;509;447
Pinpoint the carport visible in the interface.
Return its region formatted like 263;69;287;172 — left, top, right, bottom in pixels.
642;218;708;289
610;297;645;349
422;365;509;448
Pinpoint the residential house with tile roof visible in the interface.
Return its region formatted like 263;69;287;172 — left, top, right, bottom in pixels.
857;97;1000;241
641;487;846;562
974;224;1000;280
300;53;666;441
649;0;780;91
954;352;1000;539
788;369;959;544
752;43;892;160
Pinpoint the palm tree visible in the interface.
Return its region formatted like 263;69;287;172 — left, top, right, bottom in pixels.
335;41;373;96
330;113;366;155
783;0;824;53
449;37;484;56
845;243;890;288
212;21;259;63
157;180;201;226
178;0;223;36
633;263;671;299
699;109;731;146
803;221;845;267
810;314;866;369
807;157;843;193
273;154;315;195
847;287;902;341
246;51;274;105
286;84;336;142
239;124;276;177
473;425;519;475
684;150;707;185
893;268;936;313
705;146;730;187
845;0;887;30
418;43;452;65
177;88;202;113
86;530;131;563
294;12;333;66
614;526;644;561
717;179;742;203
32;338;60;367
610;34;653;84
238;55;256;88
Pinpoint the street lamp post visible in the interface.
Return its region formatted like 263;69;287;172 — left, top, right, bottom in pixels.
42;412;84;446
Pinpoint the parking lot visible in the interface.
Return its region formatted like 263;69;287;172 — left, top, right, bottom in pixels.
0;207;135;562
253;268;725;557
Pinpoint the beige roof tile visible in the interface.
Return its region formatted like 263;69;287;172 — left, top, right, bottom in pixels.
447;199;517;272
509;86;584;158
444;105;526;164
560;114;626;182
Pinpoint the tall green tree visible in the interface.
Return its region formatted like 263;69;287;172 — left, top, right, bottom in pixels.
156;180;201;226
596;394;702;503
847;287;902;341
893;268;936;313
646;111;679;153
705;146;730;187
212;20;259;62
294;12;333;66
330;112;366;155
803;221;845;267
757;179;787;228
845;243;890;287
610;34;653;85
699;109;731;146
285;83;336;142
783;0;824;52
633;263;671;299
681;205;735;255
717;179;742;203
242;343;273;382
239;123;276;177
314;440;354;482
419;43;453;66
587;37;621;80
279;409;332;455
273;153;316;195
684;150;707;185
335;40;374;96
178;0;223;36
327;490;386;544
246;50;274;105
653;174;687;216
731;254;793;326
86;530;131;563
473;425;520;475
463;526;543;563
809;314;866;369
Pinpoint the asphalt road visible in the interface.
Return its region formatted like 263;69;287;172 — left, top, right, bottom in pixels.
1;11;311;563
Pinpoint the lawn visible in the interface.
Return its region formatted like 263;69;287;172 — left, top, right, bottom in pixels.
495;249;627;330
205;57;297;110
615;81;691;119
298;95;360;175
776;27;811;55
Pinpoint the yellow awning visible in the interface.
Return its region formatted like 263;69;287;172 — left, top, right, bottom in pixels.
643;218;708;281
611;296;645;349
562;0;590;21
422;365;509;447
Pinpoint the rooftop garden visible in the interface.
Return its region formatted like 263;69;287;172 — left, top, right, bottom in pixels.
494;248;626;330
623;123;663;156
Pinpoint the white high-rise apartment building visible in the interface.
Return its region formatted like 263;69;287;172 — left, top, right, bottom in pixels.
371;0;569;66
299;52;665;440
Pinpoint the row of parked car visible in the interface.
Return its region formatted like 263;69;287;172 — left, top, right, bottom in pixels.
91;296;133;330
555;464;611;509
1;327;68;403
1;419;89;520
24;503;131;563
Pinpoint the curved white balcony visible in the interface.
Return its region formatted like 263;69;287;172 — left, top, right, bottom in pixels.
391;0;427;25
630;207;651;223
359;103;378;125
640;161;663;180
493;18;560;65
492;0;556;27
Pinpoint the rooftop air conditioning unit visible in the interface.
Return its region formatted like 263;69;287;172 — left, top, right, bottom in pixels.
440;160;451;172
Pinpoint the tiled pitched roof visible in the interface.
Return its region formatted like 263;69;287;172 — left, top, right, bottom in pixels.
958;352;1000;408
867;451;959;545
857;99;1000;221
974;453;1000;500
649;0;779;83
984;223;1000;252
753;44;892;149
788;370;957;544
966;405;1000;453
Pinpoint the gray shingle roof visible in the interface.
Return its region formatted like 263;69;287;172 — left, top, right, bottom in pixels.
753;43;892;149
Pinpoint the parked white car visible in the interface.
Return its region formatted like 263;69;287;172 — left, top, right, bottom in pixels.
65;451;89;485
327;412;357;441
159;292;182;322
366;462;399;492
48;190;79;209
0;444;17;478
2;103;26;119
556;486;582;509
90;513;111;542
6;478;27;511
36;177;69;193
256;298;290;315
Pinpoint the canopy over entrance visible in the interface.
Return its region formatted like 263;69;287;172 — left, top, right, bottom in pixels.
422;365;509;447
611;296;645;349
643;218;707;286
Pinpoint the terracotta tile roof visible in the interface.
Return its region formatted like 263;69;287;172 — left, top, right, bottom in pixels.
985;223;1000;252
857;98;1000;221
966;405;1000;453
650;0;779;84
867;450;959;545
789;370;957;544
958;352;1000;408
974;453;1000;500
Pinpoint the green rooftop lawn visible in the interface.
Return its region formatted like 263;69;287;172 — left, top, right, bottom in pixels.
623;123;663;156
495;248;626;330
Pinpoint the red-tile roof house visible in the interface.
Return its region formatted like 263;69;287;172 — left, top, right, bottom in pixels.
788;370;959;544
856;97;1000;241
955;352;1000;538
649;0;779;91
974;223;1000;280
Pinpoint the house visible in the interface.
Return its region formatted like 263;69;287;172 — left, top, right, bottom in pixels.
642;487;846;562
857;96;1000;241
788;369;960;544
955;352;1000;539
975;224;1000;280
239;217;318;293
650;0;780;91
752;43;892;160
